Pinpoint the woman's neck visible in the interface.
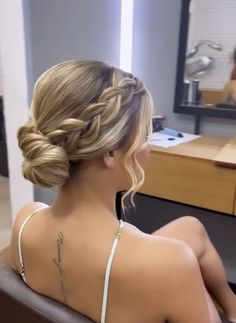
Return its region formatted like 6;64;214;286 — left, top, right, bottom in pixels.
50;167;119;223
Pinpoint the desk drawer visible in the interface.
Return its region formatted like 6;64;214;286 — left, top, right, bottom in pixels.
140;152;236;214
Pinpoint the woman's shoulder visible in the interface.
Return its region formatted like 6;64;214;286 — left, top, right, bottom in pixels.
124;221;194;260
12;201;49;239
119;224;199;317
123;221;195;267
15;202;49;221
10;202;49;270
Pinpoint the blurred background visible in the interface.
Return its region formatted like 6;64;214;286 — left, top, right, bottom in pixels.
1;0;236;252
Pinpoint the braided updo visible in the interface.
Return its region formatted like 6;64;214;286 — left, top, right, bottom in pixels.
18;60;153;202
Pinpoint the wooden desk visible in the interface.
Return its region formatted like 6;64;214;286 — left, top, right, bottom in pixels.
140;137;236;215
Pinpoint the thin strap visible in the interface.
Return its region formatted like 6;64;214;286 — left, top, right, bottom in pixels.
101;220;125;323
18;207;47;283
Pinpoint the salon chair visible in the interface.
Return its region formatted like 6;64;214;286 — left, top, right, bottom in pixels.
0;264;232;323
0;265;94;323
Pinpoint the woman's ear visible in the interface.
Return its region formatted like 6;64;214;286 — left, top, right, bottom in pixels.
103;151;115;168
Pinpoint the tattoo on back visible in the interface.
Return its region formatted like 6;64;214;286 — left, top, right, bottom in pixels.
52;232;68;303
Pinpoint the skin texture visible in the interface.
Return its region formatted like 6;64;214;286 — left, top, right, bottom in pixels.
222;80;236;104
10;143;235;323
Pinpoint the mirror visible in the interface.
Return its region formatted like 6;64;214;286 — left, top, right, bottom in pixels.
174;0;236;133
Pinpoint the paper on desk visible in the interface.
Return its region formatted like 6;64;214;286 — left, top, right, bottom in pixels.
150;131;200;148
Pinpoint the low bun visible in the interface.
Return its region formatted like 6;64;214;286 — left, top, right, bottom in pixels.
17;60;152;204
17;122;70;187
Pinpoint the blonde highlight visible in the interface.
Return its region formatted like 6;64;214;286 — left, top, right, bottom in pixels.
17;60;153;211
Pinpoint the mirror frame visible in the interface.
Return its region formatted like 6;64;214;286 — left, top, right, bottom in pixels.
173;0;236;134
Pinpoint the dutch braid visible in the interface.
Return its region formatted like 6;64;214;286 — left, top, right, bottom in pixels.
17;60;152;197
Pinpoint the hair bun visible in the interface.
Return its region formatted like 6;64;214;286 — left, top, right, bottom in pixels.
18;122;70;187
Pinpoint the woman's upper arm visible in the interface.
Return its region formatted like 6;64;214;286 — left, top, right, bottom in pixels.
162;241;211;323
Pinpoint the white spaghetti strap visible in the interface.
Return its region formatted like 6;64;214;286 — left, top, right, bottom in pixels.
18;207;47;283
101;220;124;323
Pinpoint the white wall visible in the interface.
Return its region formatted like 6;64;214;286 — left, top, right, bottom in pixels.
0;0;33;220
132;0;194;133
24;0;121;204
0;52;3;95
27;0;121;90
188;0;236;90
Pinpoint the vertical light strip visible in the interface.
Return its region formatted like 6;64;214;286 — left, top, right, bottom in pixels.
120;0;134;72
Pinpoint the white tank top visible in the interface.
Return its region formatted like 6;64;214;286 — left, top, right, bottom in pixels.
18;207;125;323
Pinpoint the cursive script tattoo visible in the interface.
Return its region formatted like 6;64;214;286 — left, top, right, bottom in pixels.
52;232;68;303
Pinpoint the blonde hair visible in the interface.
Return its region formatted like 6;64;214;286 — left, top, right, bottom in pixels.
18;60;153;209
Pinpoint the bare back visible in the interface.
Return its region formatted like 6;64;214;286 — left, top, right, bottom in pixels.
11;202;211;323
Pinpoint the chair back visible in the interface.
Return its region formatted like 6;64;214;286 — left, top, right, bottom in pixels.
0;265;94;323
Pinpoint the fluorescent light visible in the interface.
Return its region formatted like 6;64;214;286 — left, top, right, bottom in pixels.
120;0;134;72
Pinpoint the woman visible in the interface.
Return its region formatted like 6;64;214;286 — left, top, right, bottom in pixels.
223;47;236;104
11;60;235;323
